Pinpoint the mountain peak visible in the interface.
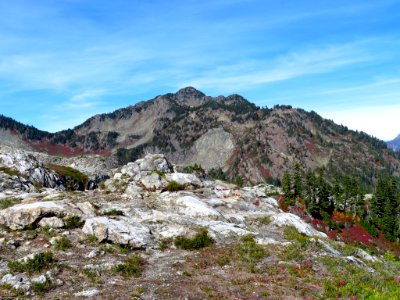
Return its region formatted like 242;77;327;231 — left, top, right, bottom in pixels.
175;86;205;99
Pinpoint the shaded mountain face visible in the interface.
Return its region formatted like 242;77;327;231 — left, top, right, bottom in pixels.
387;134;400;152
1;87;399;190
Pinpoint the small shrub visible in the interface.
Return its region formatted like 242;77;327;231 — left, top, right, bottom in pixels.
1;282;25;296
237;234;268;265
101;209;124;216
31;277;53;295
0;166;21;177
53;236;73;251
257;216;272;225
98;181;106;190
283;242;306;261
82;268;97;282
282;226;309;261
151;170;166;178
174;228;214;250
40;226;56;238
216;256;231;267
64;216;84;229
114;254;146;278
99;244;115;253
85;234;98;245
284;226;309;246
131;287;145;299
182;164;205;174
116;244;135;254
158;238;173;251
33;181;43;190
359;219;379;238
166;180;183;192
8;252;55;274
0;198;21;209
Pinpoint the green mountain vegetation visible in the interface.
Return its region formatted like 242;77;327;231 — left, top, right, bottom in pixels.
1;88;400;193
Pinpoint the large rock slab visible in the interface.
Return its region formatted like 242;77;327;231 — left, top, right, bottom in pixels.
140;173;168;191
124;182;143;198
161;194;221;219
0;150;36;175
165;173;202;188
185;128;235;170
0;200;92;230
271;212;327;238
82;217;152;247
120;154;173;181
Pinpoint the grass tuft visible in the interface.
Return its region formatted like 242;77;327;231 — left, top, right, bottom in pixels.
0;198;21;209
8;252;55;275
114;254;146;278
166;180;183;192
101;209;124;216
63;216;84;229
53;236;73;251
174;228;214;250
31;277;53;296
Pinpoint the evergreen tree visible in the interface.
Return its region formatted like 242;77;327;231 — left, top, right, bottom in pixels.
282;172;293;199
371;176;400;241
316;171;334;215
293;163;303;198
304;172;319;217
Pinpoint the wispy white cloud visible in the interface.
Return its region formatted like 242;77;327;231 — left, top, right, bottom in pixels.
184;41;374;91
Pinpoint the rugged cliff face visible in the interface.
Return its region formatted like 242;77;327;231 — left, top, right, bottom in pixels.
1;87;399;189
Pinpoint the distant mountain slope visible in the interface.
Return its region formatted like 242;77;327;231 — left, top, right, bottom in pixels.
1;87;399;190
387;134;400;151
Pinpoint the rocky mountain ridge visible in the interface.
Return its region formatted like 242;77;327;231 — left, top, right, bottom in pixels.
1;87;399;191
387;134;400;151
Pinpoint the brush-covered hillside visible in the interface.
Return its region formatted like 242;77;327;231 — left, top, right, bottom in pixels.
1;87;399;191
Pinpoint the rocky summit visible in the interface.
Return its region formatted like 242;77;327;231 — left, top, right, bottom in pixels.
0;145;399;299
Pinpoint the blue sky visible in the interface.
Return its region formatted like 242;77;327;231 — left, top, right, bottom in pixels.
0;0;400;140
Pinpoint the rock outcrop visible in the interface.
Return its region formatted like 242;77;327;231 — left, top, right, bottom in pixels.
82;217;152;247
0;151;387;299
0;201;94;230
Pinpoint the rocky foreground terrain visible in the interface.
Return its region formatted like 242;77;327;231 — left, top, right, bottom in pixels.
1;146;400;299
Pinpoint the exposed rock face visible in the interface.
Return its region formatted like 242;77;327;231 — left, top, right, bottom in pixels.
38;216;65;228
0;173;36;194
120;154;173;179
28;167;65;190
184;128;235;170
164;173;202;188
140;173;168;191
0;201;93;230
0;146;108;192
271;213;327;238
82;217;152;247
